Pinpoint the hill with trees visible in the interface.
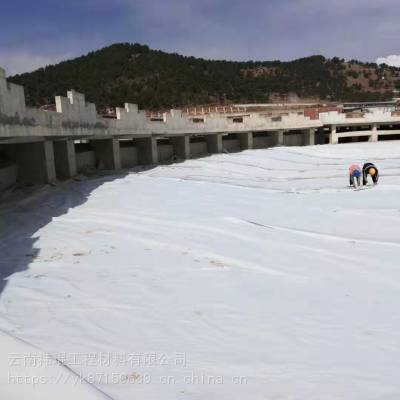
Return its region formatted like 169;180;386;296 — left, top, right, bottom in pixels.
8;43;400;111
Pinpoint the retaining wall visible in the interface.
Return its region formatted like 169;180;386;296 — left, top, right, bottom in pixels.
190;141;208;156
283;132;305;146
222;137;241;152
120;145;138;168
158;143;175;162
76;150;96;172
253;133;274;149
1;65;400;192
0;163;17;191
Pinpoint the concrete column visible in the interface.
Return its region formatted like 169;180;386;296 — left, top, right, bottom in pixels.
239;132;253;150
92;139;121;170
171;136;190;159
54;139;77;180
207;133;223;153
42;141;57;183
304;128;315;146
3;141;56;184
369;124;378;142
273;130;284;146
329;125;339;144
136;137;158;165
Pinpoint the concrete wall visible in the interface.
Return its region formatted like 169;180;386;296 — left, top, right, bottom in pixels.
190;141;208;156
0;66;323;142
2;65;400;192
91;139;121;170
76;149;96;172
222;136;241;152
54;140;77;180
0;163;17;191
253;133;274;149
2;142;56;184
158;143;175;162
120;145;138;168
283;132;304;146
4;65;400;149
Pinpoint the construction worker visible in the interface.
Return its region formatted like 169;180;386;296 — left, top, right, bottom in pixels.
348;164;362;188
362;162;379;185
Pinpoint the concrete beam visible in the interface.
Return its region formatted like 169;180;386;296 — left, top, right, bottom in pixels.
207;133;223;153
136;137;158;165
91;139;121;170
238;132;253;150
0;137;45;145
171;136;190;159
54;139;77;180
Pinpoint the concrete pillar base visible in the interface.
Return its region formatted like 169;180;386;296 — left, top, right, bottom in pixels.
369;124;378;142
207;133;223;153
54;139;77;179
369;134;378;142
239;132;253;150
329;134;339;144
329;126;338;144
171;136;190;159
92;139;121;170
136;137;158;165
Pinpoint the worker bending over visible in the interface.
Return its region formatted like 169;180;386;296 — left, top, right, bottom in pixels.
362;162;379;185
348;164;362;188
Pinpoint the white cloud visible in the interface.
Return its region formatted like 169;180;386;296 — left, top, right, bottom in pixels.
376;55;400;67
0;52;70;76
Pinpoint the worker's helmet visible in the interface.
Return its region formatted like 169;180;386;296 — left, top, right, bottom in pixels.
369;167;376;176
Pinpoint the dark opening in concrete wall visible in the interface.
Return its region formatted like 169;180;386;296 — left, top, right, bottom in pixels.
337;125;372;133
75;142;96;173
315;128;328;145
190;136;208;157
157;137;174;163
131;137;158;165
119;140;138;168
0;142;56;185
253;132;274;149
191;118;204;123
283;131;304;146
0;146;17;191
377;124;400;131
338;136;369;143
53;140;77;180
222;134;240;152
378;134;400;141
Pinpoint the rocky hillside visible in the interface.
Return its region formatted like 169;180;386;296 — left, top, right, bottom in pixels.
8;43;400;111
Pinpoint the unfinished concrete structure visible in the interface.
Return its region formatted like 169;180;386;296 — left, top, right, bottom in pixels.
1;65;400;192
319;110;400;144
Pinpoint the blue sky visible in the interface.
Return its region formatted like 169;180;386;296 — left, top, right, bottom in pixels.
1;0;400;75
